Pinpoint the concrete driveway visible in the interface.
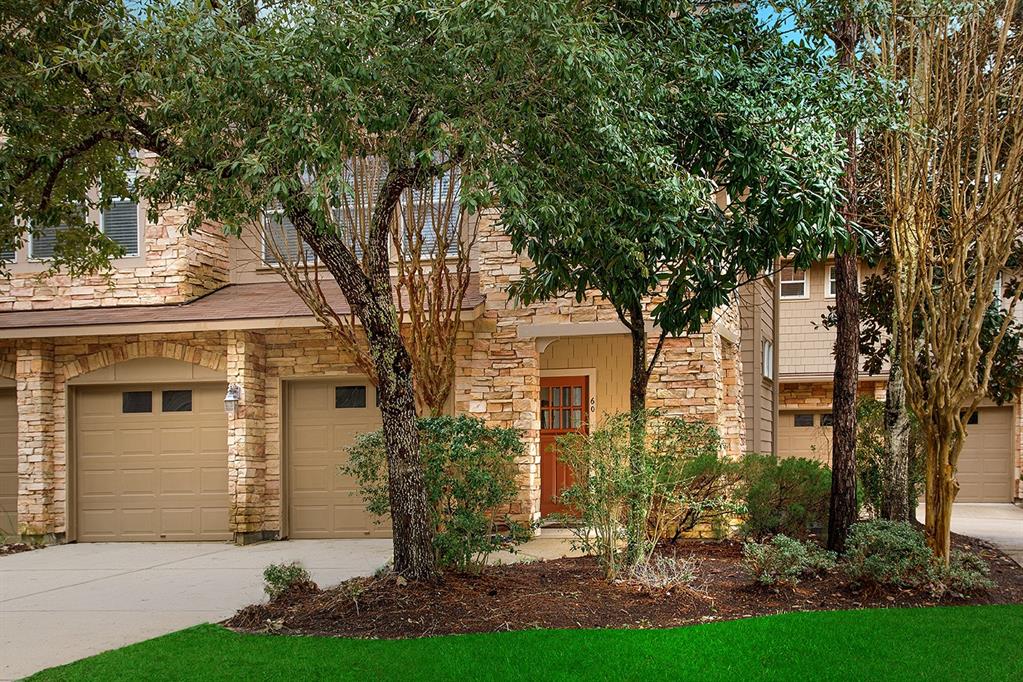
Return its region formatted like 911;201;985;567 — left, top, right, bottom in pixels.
916;503;1023;566
0;539;392;680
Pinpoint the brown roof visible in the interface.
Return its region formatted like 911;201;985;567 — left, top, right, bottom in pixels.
0;279;484;334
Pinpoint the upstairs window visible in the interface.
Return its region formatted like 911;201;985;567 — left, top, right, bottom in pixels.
779;264;808;299
29;222;68;260
404;170;461;257
101;198;140;257
262;209;316;265
826;265;838;298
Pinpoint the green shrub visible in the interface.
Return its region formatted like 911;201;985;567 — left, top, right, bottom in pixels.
646;419;743;542
842;520;994;597
556;413;637;579
736;454;831;539
343;415;529;572
742;535;837;588
855;398;924;518
558;412;741;579
262;561;314;599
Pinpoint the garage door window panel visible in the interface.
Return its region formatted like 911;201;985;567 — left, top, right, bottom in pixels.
122;391;152;413
162;390;193;412
335;385;367;409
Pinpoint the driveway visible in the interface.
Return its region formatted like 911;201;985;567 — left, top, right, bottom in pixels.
0;539;392;680
917;503;1023;565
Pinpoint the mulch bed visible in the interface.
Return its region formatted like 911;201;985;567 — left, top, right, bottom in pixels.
225;534;1023;639
0;543;37;557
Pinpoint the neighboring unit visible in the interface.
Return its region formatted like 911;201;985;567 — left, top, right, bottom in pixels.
776;259;1023;503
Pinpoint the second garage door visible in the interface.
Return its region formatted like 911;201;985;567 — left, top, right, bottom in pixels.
287;379;387;539
76;383;230;541
778;411;833;464
957;407;1013;503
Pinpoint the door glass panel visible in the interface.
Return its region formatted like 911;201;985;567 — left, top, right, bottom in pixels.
551;410;561;429
562;387;571;407
571;409;582;428
540;387;550;407
540;410;548;429
572;386;582;406
551;389;560;407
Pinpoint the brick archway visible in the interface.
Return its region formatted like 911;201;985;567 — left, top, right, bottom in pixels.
63;341;227;382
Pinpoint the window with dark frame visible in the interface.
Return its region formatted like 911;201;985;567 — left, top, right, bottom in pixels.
122;391;152;413
821;413;834;427
162;389;193;412
335;385;367;409
793;413;815;427
961;410;979;425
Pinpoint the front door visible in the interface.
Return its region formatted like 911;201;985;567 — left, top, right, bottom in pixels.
540;375;589;517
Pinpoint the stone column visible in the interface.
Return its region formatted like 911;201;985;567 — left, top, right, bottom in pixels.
226;330;268;544
17;340;57;543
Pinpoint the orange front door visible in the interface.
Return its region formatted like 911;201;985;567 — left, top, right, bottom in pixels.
540;375;589;517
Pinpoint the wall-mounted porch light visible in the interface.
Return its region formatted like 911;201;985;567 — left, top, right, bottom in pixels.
224;383;241;415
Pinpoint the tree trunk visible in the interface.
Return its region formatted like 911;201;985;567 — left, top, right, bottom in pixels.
625;305;649;566
363;306;437;580
827;18;862;553
923;417;960;564
291;167;436;580
881;348;912;522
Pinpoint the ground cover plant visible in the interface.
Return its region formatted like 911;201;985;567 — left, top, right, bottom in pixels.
30;606;1023;681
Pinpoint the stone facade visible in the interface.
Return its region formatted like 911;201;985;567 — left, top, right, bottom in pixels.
0;212;228;311
779;380;885;410
0;210;753;542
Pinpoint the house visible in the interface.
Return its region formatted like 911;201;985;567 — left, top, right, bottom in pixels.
0;198;756;544
775;258;1023;504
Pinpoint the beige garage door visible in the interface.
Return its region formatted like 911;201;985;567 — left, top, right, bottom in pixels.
0;389;17;538
76;383;230;541
287;379;387;539
957;407;1013;503
778;410;833;464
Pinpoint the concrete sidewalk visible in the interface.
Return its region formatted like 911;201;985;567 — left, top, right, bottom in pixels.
917;503;1023;565
0;540;392;680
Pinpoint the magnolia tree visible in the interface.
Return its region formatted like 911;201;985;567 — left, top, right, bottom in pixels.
0;0;682;578
882;0;1023;562
505;4;851;563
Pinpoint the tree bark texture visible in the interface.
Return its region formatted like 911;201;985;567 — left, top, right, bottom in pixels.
828;18;862;553
292;166;436;580
881;352;913;523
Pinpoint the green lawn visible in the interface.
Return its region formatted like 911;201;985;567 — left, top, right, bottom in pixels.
29;605;1023;681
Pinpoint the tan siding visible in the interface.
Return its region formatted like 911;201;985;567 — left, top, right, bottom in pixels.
539;334;631;422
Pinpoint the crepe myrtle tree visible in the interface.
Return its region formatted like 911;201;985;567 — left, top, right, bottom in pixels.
0;0;668;578
504;4;853;564
881;0;1023;563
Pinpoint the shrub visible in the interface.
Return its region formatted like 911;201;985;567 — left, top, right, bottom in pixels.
559;412;742;578
855;398;924;518
556;413;637;579
842;520;993;597
343;415;530;572
742;535;837;588
621;554;700;592
736;454;831;539
262;561;314;599
646;419;743;542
